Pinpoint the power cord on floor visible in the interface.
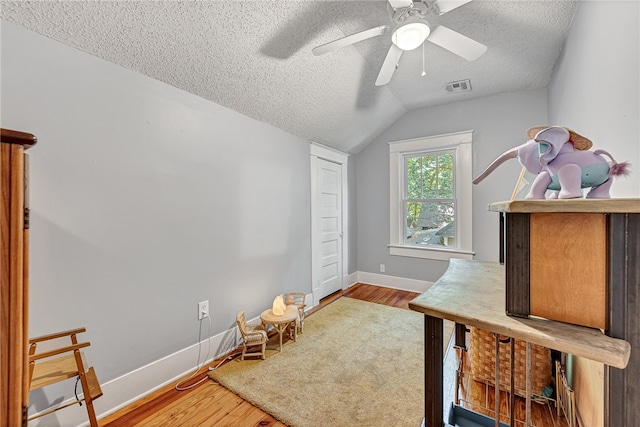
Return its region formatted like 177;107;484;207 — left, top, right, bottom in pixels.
208;351;242;372
175;314;212;391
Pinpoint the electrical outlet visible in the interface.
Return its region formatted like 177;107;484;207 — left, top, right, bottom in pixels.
380;264;385;273
198;300;209;320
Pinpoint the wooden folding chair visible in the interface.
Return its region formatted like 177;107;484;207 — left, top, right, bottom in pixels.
27;328;102;426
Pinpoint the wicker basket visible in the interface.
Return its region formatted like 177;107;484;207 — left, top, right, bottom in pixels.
468;327;552;397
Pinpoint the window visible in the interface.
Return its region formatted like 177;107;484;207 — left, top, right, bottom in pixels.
389;131;474;261
405;150;455;247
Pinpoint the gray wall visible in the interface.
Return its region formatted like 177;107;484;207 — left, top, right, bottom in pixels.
548;0;639;198
356;89;548;282
2;20;311;386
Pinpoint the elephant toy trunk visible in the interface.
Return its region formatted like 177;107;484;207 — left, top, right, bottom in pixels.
473;146;519;184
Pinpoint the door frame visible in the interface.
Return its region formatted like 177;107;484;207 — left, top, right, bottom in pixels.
310;142;349;307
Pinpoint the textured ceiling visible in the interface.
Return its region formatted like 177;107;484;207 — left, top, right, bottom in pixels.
0;0;578;153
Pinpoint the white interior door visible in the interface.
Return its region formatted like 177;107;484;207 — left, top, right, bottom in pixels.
310;144;348;307
316;158;342;300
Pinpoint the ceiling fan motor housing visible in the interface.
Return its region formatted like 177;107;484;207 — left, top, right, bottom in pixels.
392;18;431;50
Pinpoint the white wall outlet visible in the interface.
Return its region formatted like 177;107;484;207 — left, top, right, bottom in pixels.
380;264;385;273
198;300;209;320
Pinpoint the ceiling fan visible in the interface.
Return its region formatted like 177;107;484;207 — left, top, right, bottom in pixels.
312;0;487;86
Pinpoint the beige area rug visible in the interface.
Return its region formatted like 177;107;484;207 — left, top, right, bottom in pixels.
209;298;454;427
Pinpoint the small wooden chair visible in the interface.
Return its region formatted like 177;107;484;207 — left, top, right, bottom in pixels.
284;292;307;333
28;328;102;427
236;312;268;360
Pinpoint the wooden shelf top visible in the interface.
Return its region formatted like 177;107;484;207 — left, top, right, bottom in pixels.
488;198;640;213
409;259;631;369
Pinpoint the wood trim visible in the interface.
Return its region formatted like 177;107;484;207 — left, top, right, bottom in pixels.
22;219;29;415
0;129;37;148
424;315;443;427
489;199;640;214
22;154;30;417
499;212;505;264
505;213;530;317
1;142;27;427
454;323;467;349
606;213;640;427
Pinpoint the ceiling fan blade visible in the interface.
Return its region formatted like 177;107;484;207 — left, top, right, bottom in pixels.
434;0;473;14
375;44;403;86
387;0;413;9
312;25;388;56
427;25;487;61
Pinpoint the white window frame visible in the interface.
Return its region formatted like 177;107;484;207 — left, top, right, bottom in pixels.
389;130;474;261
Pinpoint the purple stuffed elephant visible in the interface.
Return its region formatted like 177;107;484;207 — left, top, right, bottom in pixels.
473;126;630;199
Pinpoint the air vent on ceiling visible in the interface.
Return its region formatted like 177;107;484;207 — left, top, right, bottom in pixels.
445;79;472;93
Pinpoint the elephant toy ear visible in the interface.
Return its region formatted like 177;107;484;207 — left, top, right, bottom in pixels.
530;126;571;164
565;128;593;150
527;126;593;150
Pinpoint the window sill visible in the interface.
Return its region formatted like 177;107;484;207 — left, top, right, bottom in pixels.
388;245;475;261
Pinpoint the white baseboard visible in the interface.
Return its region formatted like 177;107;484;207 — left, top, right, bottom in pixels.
355;271;433;293
346;271;358;289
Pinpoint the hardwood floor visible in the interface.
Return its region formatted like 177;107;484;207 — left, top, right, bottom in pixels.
101;284;568;427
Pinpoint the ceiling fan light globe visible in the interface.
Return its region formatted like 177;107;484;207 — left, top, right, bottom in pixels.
392;22;430;51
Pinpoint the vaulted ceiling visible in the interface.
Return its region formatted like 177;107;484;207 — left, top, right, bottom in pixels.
1;1;578;153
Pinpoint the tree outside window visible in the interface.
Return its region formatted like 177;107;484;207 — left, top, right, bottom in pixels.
404;151;456;247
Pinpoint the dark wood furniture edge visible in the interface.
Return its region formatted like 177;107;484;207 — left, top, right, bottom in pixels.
488;199;640;213
505;213;530;317
499;212;505;264
606;213;640;427
424;315;444;427
454;323;467;349
1;128;37;148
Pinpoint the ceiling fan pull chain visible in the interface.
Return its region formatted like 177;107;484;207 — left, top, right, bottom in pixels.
421;42;426;76
394;32;400;69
